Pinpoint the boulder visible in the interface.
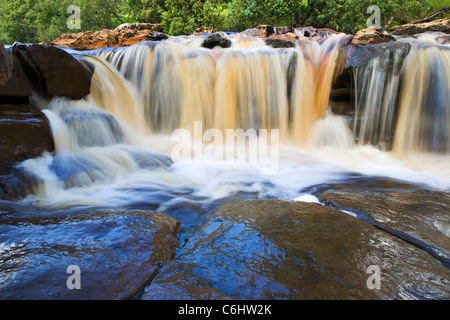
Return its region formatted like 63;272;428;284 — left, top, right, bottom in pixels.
201;33;232;49
0;207;180;299
141;199;450;299
13;44;93;99
0;43;32;103
390;17;450;36
0;104;54;165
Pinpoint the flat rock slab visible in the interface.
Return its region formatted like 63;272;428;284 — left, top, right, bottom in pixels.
0;207;180;299
141;199;450;300
318;186;450;269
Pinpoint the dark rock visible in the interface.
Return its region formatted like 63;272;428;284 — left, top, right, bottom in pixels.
265;38;296;48
146;32;169;41
0;43;32;103
0;42;13;86
201;33;232;49
0;104;54;165
340;41;410;70
141;199;450;299
13;44;93;99
0;207;180;299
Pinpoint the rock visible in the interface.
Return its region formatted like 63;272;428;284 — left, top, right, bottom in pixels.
13;44;93;99
295;26;337;40
390;17;450;36
51;29;170;50
340;41;410;70
146;32;169;42
265;38;296;48
0;43;32;103
0;104;54;165
0;207;180;299
141;199;450;299
114;23;163;33
256;25;275;37
201;33;232;49
194;27;214;35
317;183;450;269
0;42;13;86
352;27;396;44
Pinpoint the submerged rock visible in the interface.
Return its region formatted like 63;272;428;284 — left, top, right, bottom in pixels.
0;207;180;299
0;104;54;165
141;199;450;300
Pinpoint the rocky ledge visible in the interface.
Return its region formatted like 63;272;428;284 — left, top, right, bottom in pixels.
50;18;450;50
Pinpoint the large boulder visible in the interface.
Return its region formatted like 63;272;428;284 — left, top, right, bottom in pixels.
0;207;180;299
0;104;54;165
141;199;450;299
201;32;232;49
0;43;32;103
13;44;93;99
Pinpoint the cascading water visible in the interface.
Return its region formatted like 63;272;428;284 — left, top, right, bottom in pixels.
16;32;450;209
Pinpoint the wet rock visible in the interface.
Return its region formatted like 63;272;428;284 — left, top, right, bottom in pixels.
0;43;32;103
265;38;296;48
318;185;450;269
141;199;450;300
340;41;410;70
0;104;54;165
59;106;124;147
352;27;396;45
0;207;180;299
13;44;93;99
201;33;232;49
390;17;450;36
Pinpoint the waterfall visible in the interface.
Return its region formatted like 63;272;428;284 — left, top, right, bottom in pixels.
15;32;450;208
95;34;347;144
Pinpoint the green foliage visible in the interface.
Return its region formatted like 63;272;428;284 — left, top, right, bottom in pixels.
0;0;447;43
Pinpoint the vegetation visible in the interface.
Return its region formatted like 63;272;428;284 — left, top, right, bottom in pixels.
0;0;448;43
